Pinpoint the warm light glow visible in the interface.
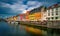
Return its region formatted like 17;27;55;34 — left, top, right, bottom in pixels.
22;10;27;13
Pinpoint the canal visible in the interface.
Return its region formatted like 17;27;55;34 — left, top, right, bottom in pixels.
0;21;60;36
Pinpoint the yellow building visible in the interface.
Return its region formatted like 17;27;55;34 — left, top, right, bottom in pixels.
28;12;43;21
29;14;35;21
29;6;47;21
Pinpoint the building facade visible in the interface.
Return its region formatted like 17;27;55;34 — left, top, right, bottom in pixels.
17;11;30;21
28;6;47;21
40;6;47;21
47;3;60;21
46;3;60;27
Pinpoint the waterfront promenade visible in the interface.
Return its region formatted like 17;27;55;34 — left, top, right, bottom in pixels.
19;21;60;29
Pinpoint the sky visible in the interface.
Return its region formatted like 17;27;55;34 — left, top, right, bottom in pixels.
0;0;60;18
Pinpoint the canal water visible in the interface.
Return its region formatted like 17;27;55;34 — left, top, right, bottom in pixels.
0;21;60;36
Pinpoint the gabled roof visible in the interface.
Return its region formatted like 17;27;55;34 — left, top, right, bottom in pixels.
48;2;60;9
30;6;47;14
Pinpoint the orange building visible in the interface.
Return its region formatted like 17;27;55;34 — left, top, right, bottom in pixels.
34;12;43;20
28;12;43;21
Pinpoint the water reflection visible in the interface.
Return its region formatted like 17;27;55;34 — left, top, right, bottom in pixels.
0;21;60;36
0;21;46;36
0;21;31;36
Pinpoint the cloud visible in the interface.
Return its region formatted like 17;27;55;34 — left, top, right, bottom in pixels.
0;1;43;14
0;1;28;14
27;1;42;6
10;3;28;13
0;0;45;18
0;0;59;18
0;2;11;7
10;1;42;13
41;2;57;7
27;1;43;11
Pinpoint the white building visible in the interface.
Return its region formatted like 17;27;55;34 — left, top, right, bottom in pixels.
41;11;47;21
40;6;47;21
46;3;60;27
46;3;60;21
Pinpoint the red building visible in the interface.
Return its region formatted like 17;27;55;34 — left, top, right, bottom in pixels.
19;11;30;21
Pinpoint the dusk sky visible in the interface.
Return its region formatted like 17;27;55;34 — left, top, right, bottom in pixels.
0;0;60;18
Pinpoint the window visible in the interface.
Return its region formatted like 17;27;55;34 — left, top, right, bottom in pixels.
48;13;50;16
48;18;50;20
51;9;54;16
48;10;50;12
48;10;50;16
51;12;54;16
55;17;58;19
47;10;51;16
51;17;54;19
56;12;58;15
52;9;53;12
58;7;60;12
56;8;58;15
56;8;58;12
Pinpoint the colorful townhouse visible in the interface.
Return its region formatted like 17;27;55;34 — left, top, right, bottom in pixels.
29;6;47;21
